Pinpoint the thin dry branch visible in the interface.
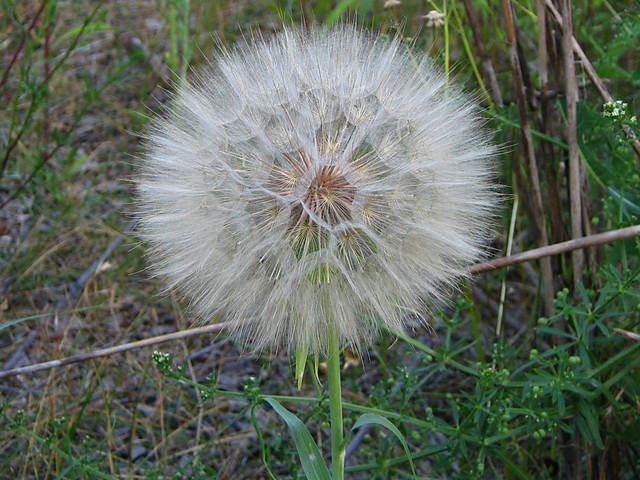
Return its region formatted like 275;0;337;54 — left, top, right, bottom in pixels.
0;322;233;379
2;225;638;380
470;224;640;274
613;328;640;342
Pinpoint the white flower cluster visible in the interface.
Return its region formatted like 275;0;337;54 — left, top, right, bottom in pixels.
137;27;497;354
603;100;627;118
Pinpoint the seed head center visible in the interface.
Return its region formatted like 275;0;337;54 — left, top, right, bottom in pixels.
302;165;356;226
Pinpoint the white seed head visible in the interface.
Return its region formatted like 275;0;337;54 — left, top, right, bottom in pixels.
137;26;497;355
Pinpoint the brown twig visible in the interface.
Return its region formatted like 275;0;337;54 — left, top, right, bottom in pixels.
613;328;640;342
543;0;640;159
561;0;585;289
537;0;549;103
501;0;556;315
470;224;640;274
3;225;638;379
0;322;233;379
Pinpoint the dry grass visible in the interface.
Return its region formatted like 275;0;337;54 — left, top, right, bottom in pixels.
0;1;295;477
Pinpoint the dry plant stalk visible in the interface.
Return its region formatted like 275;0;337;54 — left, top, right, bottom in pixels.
501;0;555;315
470;224;640;274
561;0;585;289
536;0;565;249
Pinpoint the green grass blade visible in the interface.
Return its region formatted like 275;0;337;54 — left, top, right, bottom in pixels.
352;413;416;476
265;397;332;480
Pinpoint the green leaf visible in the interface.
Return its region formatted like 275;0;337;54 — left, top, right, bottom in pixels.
495;451;531;480
295;344;308;390
325;0;360;27
352;413;416;476
0;306;101;332
576;399;604;449
59;22;118;41
265;398;332;480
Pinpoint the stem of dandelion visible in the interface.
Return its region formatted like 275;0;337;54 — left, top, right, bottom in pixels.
327;324;345;480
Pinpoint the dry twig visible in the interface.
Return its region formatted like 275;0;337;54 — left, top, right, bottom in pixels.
0;322;232;379
2;225;638;380
470;224;640;274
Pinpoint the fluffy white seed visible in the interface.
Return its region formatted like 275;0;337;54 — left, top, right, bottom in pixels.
137;26;497;355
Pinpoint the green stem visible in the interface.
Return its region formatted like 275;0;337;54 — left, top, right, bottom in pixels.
327;325;345;480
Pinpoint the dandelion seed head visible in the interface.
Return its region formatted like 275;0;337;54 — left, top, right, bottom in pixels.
137;26;497;355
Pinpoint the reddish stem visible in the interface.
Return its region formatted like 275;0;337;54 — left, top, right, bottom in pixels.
0;0;49;92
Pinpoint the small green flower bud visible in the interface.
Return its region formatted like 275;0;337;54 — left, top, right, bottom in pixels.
569;355;581;365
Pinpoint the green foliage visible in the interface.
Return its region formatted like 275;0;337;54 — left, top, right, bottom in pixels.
163;0;193;81
266;398;332;480
85;266;638;479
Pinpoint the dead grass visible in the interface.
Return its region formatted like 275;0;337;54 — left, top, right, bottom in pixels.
0;1;298;477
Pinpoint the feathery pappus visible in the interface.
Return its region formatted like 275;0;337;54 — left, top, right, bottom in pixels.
136;26;497;355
